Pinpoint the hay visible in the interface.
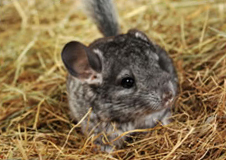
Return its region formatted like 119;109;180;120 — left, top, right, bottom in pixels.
0;0;226;159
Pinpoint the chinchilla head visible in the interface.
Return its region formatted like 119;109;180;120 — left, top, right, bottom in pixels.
61;29;177;122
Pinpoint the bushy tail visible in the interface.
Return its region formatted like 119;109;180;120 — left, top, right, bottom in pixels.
83;0;120;37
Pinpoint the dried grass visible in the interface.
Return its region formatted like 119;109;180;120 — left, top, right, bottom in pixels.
1;0;226;159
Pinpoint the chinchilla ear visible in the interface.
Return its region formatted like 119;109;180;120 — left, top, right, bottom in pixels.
61;41;102;81
128;29;150;42
128;29;157;53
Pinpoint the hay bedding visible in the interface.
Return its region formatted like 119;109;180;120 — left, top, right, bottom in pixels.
0;0;226;159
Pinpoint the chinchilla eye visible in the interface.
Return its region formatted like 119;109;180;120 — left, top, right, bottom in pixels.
121;77;134;88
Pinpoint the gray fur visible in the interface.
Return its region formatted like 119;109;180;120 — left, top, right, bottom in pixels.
84;0;120;37
62;1;178;152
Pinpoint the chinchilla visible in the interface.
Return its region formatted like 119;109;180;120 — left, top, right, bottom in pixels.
61;0;178;152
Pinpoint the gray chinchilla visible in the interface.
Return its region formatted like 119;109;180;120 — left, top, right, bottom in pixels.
61;0;178;152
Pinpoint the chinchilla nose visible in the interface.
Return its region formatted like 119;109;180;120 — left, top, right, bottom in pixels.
162;91;173;102
161;80;174;102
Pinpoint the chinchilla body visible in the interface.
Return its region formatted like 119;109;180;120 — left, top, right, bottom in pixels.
61;0;178;152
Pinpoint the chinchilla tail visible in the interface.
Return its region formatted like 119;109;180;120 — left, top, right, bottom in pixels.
83;0;120;37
